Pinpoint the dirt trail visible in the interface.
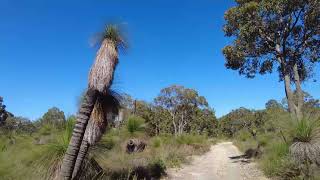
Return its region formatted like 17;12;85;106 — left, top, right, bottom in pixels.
164;142;269;180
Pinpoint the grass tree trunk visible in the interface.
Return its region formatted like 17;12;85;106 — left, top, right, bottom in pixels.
72;139;90;179
60;89;98;180
72;92;119;179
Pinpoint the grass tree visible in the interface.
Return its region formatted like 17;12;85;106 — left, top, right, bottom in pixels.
72;91;121;179
290;119;320;178
60;24;127;180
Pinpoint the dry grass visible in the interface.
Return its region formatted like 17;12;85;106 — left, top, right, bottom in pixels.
89;130;211;179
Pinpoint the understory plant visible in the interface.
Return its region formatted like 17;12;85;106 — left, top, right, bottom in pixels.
290;119;320;178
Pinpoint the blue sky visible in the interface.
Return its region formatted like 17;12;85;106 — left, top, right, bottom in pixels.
1;0;319;120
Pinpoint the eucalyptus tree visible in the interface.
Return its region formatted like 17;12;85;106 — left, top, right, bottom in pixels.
154;85;209;135
265;99;283;110
223;0;320;120
40;107;66;128
60;24;127;180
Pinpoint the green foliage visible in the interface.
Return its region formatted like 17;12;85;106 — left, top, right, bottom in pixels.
89;128;210;179
1;116;36;135
219;107;256;137
151;85;217;136
148;158;166;178
289;118;320;179
265;99;283;110
39;107;66;128
119;86;217;137
34;116;75;179
230;103;320;179
38;124;54;136
260;143;292;177
126;115;145;134
62;116;75;143
98;136;116;150
151;137;162;148
223;0;320;81
0;135;45;179
236;130;252;142
91;24;127;52
293;119;315;142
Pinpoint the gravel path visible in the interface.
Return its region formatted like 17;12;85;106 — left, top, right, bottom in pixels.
164;142;269;180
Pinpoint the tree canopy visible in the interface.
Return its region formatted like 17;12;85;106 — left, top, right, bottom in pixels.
40;107;66;128
265;99;283;110
223;0;320;119
153;85;216;135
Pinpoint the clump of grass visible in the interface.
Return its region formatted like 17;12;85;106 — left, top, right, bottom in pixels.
236;130;252;142
38;124;54;136
126;116;145;134
260;142;291;177
0;134;48;179
34;117;75;179
293;119;315;142
151;137;162;148
98;136;116;150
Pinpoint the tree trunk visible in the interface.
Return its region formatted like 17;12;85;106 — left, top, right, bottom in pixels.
171;112;177;136
283;74;298;118
60;89;98;180
276;44;297;119
72;140;90;179
293;63;304;120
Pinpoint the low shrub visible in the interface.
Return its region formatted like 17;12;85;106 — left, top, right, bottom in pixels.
148;158;166;178
151;137;162;148
126;116;145;134
236;130;252;142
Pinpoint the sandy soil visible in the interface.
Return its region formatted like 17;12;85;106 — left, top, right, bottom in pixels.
164;142;269;180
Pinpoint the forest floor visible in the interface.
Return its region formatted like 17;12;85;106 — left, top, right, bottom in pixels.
164;142;269;180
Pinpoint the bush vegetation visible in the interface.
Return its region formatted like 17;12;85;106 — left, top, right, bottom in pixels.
225;97;320;179
0;99;214;180
1;88;319;179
